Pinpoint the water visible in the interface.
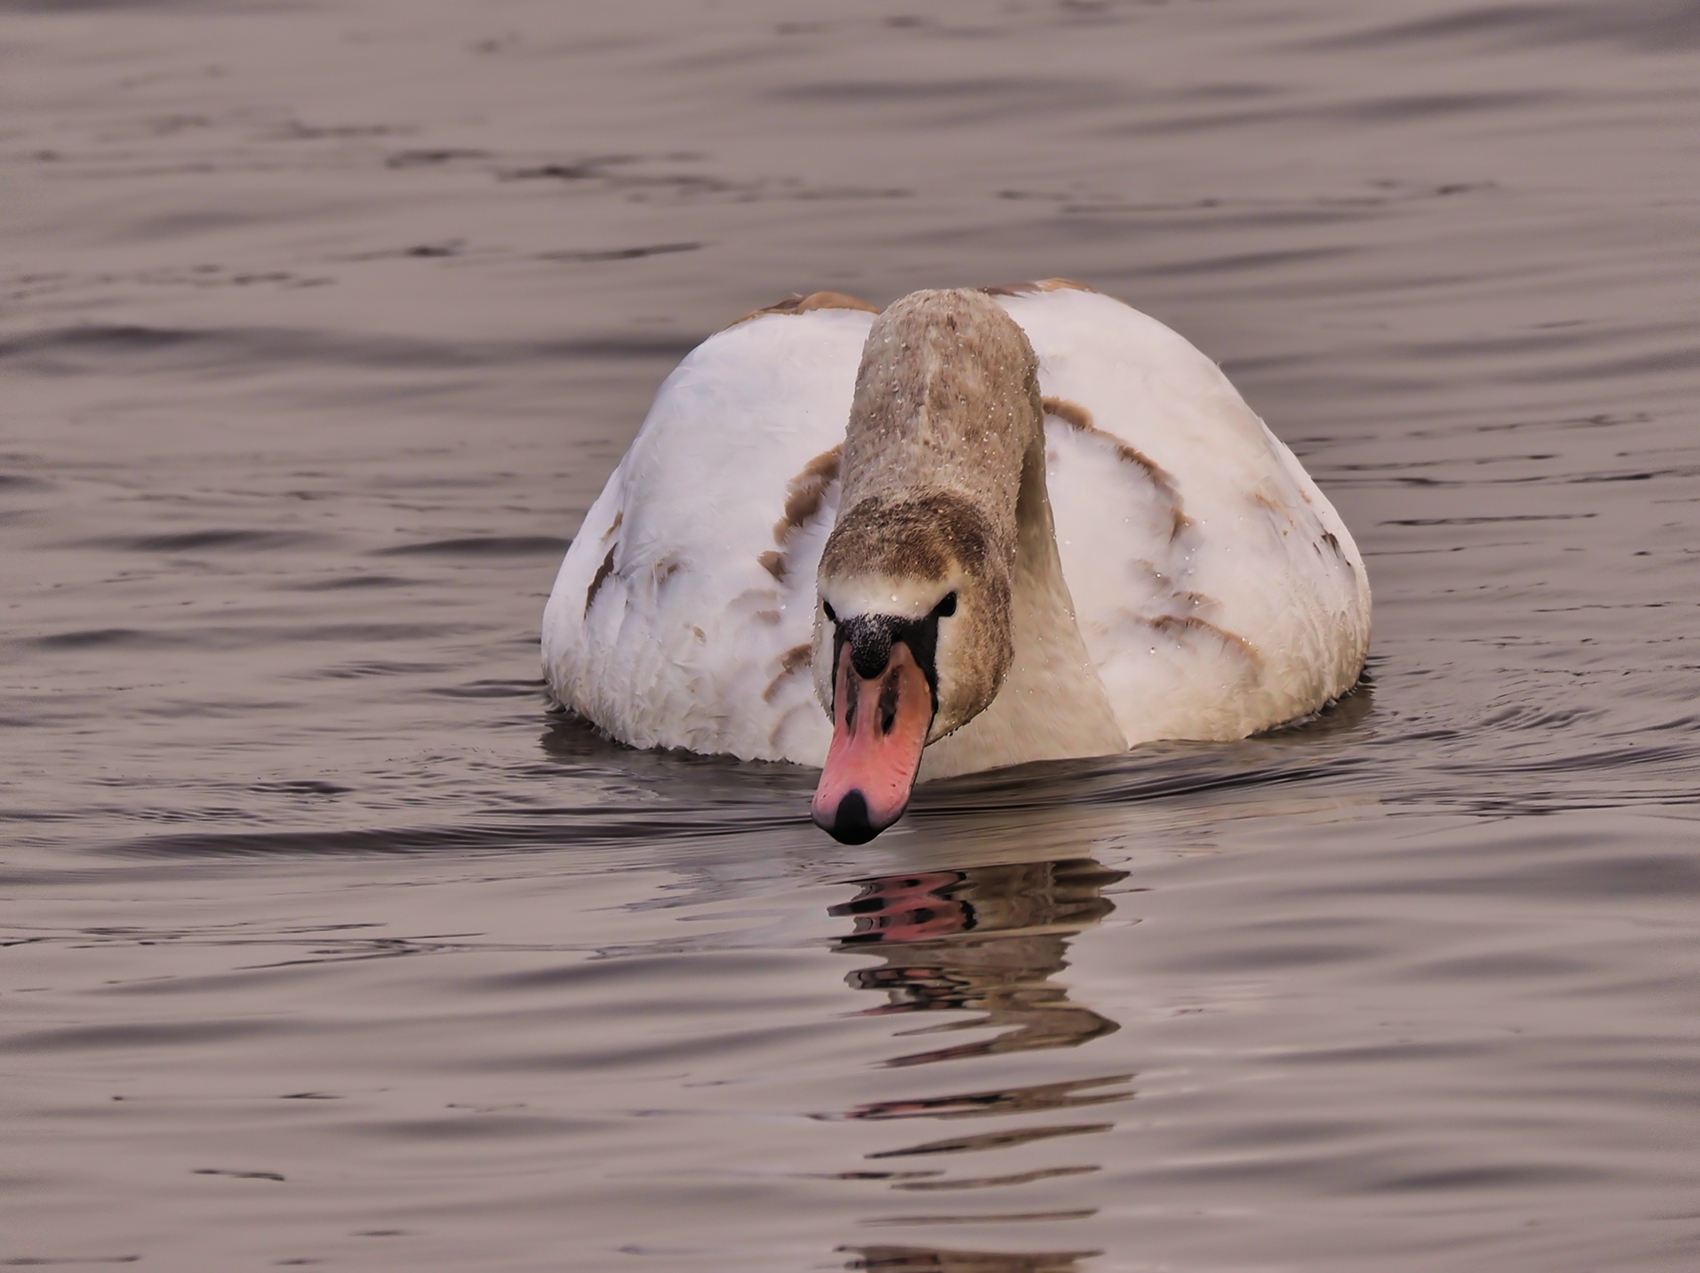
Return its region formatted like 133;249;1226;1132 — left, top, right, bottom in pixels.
4;1;1699;1268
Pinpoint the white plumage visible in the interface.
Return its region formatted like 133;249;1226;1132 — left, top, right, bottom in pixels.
542;282;1370;772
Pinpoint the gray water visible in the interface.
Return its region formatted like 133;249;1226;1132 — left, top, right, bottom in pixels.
4;1;1699;1269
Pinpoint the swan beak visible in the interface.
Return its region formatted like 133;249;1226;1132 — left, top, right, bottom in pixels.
812;641;933;844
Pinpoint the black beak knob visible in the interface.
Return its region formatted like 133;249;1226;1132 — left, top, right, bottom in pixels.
814;789;878;844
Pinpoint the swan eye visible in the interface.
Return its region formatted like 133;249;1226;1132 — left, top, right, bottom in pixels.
933;592;957;619
822;600;838;624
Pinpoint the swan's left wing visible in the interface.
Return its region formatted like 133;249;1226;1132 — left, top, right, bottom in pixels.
994;281;1371;742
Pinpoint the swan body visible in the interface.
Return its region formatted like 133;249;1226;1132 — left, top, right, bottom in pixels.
543;281;1370;833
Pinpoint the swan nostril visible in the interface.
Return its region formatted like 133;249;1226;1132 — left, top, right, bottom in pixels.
819;790;877;844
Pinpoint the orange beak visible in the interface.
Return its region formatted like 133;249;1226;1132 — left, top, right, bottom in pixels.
812;640;933;843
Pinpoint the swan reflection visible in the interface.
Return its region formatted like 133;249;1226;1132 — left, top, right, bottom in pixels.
828;857;1130;1268
831;859;1126;1067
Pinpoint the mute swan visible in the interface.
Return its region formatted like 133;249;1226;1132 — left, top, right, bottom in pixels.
543;281;1370;842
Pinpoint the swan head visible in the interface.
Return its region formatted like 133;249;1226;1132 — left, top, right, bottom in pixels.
807;287;1041;843
810;489;1014;844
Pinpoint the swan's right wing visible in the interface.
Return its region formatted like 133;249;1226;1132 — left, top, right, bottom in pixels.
543;298;877;764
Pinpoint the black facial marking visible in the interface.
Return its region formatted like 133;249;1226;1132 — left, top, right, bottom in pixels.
823;593;957;720
878;670;900;734
842;659;859;732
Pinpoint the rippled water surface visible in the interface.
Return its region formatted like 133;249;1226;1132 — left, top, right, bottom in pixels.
5;1;1700;1269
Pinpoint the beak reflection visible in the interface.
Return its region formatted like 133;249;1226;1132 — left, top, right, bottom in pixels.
829;858;1126;1064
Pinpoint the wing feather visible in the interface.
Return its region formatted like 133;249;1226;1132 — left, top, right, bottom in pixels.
996;285;1371;742
543;306;875;763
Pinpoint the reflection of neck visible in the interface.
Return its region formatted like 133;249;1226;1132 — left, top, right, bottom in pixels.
922;429;1126;780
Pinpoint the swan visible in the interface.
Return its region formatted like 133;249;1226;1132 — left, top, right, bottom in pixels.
542;281;1370;842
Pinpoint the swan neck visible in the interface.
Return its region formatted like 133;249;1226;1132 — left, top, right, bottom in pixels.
839;299;1034;549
